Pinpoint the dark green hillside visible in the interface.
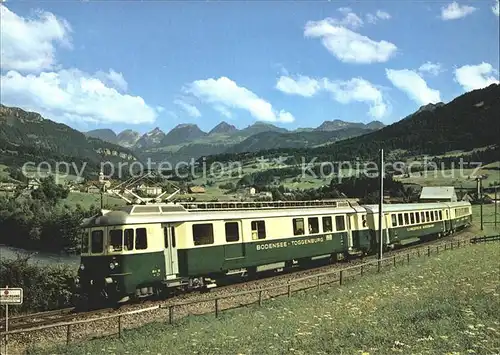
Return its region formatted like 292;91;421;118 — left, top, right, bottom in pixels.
226;127;374;154
0;105;138;173
203;83;500;164
85;129;118;144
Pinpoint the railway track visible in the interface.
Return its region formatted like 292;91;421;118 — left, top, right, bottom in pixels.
0;228;475;336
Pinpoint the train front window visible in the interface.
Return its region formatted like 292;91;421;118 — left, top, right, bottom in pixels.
81;232;89;253
109;230;123;252
135;228;148;250
124;229;134;250
91;230;103;254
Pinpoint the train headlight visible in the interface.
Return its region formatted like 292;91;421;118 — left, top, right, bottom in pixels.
109;262;115;270
79;264;85;270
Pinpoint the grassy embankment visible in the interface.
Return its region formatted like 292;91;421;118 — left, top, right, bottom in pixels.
31;239;500;354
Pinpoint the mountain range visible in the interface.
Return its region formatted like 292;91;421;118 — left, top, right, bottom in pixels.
84;119;385;163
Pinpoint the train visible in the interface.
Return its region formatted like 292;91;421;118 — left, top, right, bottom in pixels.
75;199;472;306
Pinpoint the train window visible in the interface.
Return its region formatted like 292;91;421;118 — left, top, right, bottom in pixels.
398;213;403;226
322;216;333;232
124;229;134;250
430;212;435;222
293;218;305;235
362;214;367;228
434;211;438;221
421;212;425;222
251;221;266;240
109;230;123;252
445;210;449;219
135;228;148;250
164;228;168;248
410;213;415;224
192;224;214;245
391;214;397;227
225;222;239;242
335;215;346;231
404;213;409;225
91;230;103;254
81;233;89;253
439;211;443;220
308;217;319;234
426;211;430;221
415;212;420;223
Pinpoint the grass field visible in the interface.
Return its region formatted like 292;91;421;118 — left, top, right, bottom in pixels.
31;241;500;354
472;204;500;236
61;192;127;209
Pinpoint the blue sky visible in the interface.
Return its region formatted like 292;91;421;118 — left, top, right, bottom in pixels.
1;1;499;135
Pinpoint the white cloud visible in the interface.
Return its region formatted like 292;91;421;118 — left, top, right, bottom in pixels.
276;74;389;119
366;10;392;24
174;99;201;118
454;62;499;91
304;19;397;64
493;0;499;16
418;62;444;76
0;4;72;72
385;69;441;105
322;77;389;119
440;2;476;20
275;75;321;97
0;69;159;124
94;69;128;92
184;76;294;123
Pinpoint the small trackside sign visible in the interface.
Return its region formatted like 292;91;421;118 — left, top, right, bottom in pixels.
0;288;23;305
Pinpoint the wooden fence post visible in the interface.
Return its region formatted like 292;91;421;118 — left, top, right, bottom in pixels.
169;305;173;324
360;265;364;276
66;324;71;345
118;315;122;339
287;281;292;297
317;275;320;290
436;245;439;254
407;253;410;264
215;299;219;318
428;246;431;256
259;290;263;306
378;260;381;272
418;249;420;257
339;270;343;286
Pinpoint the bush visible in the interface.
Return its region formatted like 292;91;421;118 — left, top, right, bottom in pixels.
0;256;76;314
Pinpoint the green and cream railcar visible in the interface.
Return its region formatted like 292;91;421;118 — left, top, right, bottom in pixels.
77;200;363;303
363;201;472;248
76;199;473;305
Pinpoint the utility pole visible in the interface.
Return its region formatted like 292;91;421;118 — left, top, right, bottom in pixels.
495;185;497;229
378;149;384;261
476;176;483;231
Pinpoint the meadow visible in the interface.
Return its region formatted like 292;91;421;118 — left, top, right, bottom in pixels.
31;241;500;355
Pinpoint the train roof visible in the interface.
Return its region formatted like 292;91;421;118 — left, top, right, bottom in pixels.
363;201;471;213
81;199;360;227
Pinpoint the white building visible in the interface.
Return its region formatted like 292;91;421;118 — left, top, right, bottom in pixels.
419;186;458;202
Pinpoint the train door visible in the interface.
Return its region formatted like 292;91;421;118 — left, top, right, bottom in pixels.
444;209;451;233
162;224;179;278
223;220;245;260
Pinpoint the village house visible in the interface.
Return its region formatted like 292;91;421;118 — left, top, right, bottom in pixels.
188;186;206;194
419;186;458;203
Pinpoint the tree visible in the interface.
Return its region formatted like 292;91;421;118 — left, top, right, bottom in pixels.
31;175;69;205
